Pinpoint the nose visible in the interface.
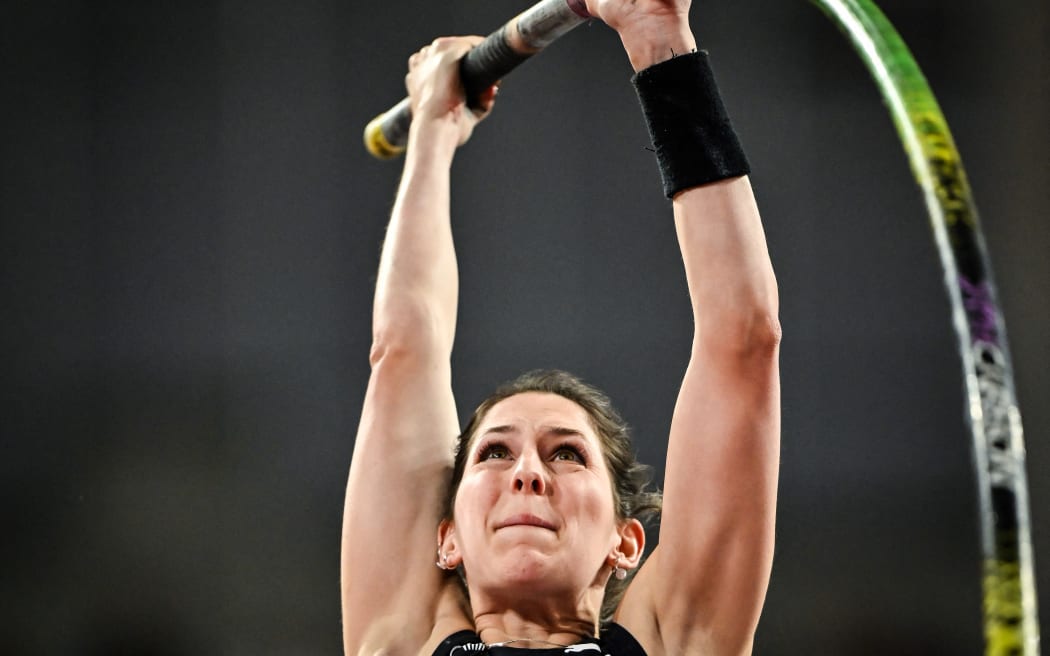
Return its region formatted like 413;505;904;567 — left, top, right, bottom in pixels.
511;452;547;495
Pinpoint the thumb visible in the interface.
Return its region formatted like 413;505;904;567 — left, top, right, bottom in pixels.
478;83;499;113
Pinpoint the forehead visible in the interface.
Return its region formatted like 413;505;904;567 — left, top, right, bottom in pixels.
476;392;596;439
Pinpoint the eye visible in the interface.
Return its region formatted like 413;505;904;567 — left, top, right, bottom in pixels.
478;442;510;461
552;445;586;464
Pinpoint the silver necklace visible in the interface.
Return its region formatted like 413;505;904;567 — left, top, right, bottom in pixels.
487;637;571;649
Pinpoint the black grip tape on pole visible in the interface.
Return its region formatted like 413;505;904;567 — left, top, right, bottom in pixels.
460;26;534;110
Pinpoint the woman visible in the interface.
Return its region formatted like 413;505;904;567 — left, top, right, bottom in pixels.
341;0;781;653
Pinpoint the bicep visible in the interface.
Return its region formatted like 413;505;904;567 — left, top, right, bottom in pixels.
341;350;463;652
621;341;780;655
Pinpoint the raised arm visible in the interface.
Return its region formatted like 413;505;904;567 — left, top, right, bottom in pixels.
655;177;780;656
590;3;781;655
341;37;496;656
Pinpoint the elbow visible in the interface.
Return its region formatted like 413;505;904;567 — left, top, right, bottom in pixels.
693;266;781;358
749;311;783;353
735;311;782;358
695;307;782;360
369;302;453;368
367;335;449;386
367;338;413;369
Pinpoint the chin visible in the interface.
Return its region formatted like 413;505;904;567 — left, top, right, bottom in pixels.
492;551;572;592
501;551;546;578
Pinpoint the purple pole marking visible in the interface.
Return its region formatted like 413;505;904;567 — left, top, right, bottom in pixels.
959;275;999;345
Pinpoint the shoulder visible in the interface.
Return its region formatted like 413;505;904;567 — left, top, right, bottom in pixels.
347;580;473;656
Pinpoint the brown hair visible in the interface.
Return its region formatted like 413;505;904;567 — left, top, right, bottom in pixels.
444;369;663;624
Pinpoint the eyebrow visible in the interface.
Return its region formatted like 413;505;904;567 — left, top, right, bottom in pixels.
480;425;517;437
480;425;585;438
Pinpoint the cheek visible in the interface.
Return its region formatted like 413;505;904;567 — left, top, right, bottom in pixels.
453;474;499;529
567;477;617;527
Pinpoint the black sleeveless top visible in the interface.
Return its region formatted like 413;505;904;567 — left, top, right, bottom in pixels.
431;623;647;656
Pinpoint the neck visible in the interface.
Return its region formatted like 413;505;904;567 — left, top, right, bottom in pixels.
466;564;611;647
473;607;599;649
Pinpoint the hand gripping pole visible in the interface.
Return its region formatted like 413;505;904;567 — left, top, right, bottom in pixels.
363;0;590;159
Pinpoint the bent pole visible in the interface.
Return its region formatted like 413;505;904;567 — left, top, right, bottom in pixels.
809;0;1040;653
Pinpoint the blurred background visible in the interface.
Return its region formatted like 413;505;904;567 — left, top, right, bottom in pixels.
3;0;1048;654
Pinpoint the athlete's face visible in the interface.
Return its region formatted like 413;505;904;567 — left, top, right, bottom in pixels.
441;392;625;599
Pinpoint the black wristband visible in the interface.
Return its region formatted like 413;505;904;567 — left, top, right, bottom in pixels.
631;50;750;199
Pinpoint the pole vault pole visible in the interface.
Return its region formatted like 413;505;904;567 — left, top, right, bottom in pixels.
808;2;1039;653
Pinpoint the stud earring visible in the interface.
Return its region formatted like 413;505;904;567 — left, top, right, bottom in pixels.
614;566;627;580
435;549;451;570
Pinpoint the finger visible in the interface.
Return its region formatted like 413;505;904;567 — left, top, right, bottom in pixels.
479;83;499;111
431;34;486;59
431;35;483;49
472;83;499;118
409;43;430;62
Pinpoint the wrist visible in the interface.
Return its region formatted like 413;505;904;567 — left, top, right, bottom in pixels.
407;115;461;160
619;20;696;71
632;51;750;198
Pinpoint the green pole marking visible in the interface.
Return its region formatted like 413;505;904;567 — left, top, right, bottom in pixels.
807;1;1040;653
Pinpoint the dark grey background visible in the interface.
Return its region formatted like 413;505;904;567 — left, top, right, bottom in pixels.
3;1;1048;654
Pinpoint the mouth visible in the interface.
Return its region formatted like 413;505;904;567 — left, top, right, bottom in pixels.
496;514;557;531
